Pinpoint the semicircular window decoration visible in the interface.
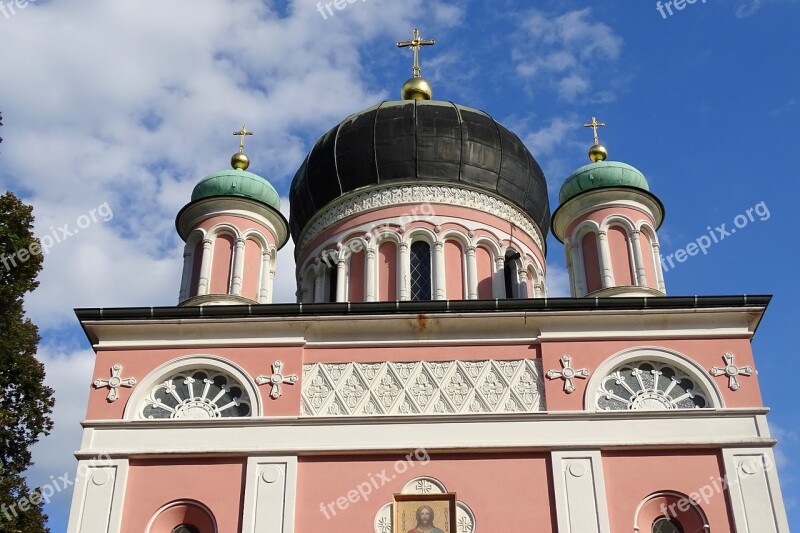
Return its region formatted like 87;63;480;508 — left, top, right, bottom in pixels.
142;369;252;419
597;361;709;411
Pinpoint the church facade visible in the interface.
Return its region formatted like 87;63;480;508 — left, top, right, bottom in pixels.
66;31;789;533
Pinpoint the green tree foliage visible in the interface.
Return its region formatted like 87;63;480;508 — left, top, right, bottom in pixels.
0;191;55;533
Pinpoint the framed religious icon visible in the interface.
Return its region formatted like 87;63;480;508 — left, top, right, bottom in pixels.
394;493;457;533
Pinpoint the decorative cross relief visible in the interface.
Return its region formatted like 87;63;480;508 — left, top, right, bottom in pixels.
256;360;298;399
93;364;136;402
547;355;589;394
711;352;754;391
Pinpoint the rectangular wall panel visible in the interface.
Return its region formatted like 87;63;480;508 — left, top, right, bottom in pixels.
551;451;610;533
241;456;297;533
722;448;790;533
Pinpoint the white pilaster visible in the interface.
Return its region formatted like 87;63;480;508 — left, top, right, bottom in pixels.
241;456;298;533
596;231;614;288
365;247;377;302
197;238;213;296
66;459;128;533
178;246;193;303
259;249;272;304
466;246;478;300
314;263;326;303
551;451;611;533
336;257;347;303
399;241;410;301
630;230;648;287
433;241;446;300
492;255;505;298
230;237;247;295
722;448;790;533
652;240;667;293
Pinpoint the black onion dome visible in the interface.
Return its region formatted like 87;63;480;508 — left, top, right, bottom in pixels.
290;100;551;243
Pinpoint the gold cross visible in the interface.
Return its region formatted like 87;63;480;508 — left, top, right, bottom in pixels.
233;125;253;153
584;117;606;145
397;28;436;78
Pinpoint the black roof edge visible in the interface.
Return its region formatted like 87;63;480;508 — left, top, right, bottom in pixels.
74;295;772;322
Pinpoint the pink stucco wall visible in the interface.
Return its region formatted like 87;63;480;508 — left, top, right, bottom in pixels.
348;250;366;302
641;230;659;290
445;240;465;300
476;246;493;299
379;241;397;301
603;451;733;532
581;232;602;293
295;453;556;532
608;225;634;286
241;238;262;301
122;458;245;533
210;234;234;295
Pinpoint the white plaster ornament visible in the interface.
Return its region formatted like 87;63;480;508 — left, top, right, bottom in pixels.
93;364;137;402
710;352;753;391
257;360;298;399
547;355;589;394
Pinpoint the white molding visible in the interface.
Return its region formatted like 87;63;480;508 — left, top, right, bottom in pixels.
122;355;263;420
551;451;611;533
241;456;298;533
66;459;128;533
297;184;545;253
722;448;790;532
75;410;774;457
79;307;765;351
583;346;725;411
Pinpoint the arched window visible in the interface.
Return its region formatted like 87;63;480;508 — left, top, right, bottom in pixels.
504;250;521;298
410;241;432;301
141;369;252;419
327;264;338;302
652;517;684;533
172;526;200;533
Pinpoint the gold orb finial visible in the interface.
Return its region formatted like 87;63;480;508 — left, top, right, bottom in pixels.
401;76;433;100
589;144;608;162
232;125;254;170
231;151;250;170
397;28;436;101
583;116;608;162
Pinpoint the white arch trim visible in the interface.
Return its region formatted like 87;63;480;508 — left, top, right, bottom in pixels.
123;355;263;420
145;499;219;533
584;346;725;411
633;490;710;532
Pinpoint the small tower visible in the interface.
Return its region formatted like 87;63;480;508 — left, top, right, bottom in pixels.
552;118;666;297
175;126;289;305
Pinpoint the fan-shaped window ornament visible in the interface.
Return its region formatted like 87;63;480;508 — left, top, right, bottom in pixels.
597;361;709;411
142;369;252;419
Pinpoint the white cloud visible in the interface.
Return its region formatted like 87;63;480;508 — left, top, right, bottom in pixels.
545;263;571;297
513;8;623;102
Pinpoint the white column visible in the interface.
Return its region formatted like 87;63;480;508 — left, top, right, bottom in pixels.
178;246;193;302
399;241;410;301
197;238;213;296
517;267;528;298
314;263;325;303
722;448;790;532
66;459;128;533
551;451;611;533
630;230;648;287
597;230;614;288
568;241;587;297
492;255;506;298
365;247;377;302
466;246;478;299
433;241;446;300
241;456;298;533
652;240;667;293
336;257;346;302
230;237;246;295
534;280;545;298
258;249;271;304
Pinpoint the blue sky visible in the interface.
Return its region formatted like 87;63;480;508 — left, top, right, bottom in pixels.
0;0;797;530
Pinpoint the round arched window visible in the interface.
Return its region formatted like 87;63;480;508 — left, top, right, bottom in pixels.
597;361;709;411
142;369;252;419
652;516;684;533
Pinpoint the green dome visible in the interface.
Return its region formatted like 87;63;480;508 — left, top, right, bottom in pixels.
191;169;281;211
559;161;649;204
